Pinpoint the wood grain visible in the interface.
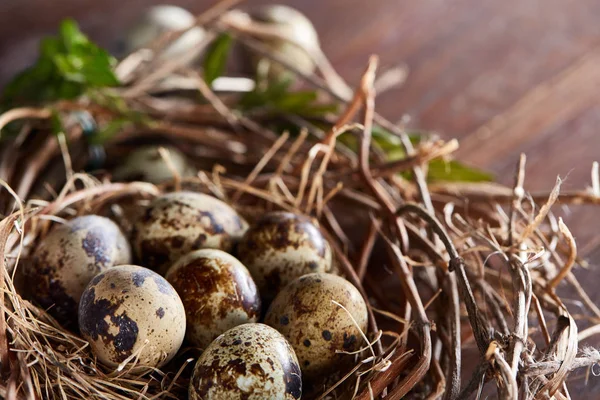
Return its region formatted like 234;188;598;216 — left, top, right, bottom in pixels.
1;0;600;396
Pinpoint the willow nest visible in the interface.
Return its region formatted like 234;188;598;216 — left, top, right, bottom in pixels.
1;1;600;399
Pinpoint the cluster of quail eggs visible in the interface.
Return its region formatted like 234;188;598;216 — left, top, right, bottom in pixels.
24;4;366;399
27;159;368;397
27;173;368;398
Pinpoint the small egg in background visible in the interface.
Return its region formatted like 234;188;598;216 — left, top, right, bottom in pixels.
112;145;195;184
265;273;368;380
165;249;261;349
24;215;131;327
189;323;302;400
237;211;332;300
78;265;185;369
131;191;248;274
245;5;320;79
117;5;205;60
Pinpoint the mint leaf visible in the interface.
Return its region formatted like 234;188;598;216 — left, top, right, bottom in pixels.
90;118;133;145
2;19;119;107
239;76;337;117
239;77;293;109
203;33;233;85
59;19;88;48
427;159;493;182
372;125;421;151
369;125;492;182
276;90;316;111
49;110;64;135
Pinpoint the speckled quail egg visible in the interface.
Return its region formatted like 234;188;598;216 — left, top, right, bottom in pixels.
265;273;368;379
165;249;261;348
24;215;131;327
237;211;332;300
78;265;185;368
112;145;195;184
245;5;320;79
132;191;248;274
118;5;205;60
189;323;302;400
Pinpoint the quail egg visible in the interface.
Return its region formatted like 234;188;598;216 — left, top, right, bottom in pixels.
24;215;131;326
189;323;302;400
265;273;368;379
165;249;261;348
112;145;195;184
118;5;206;60
245;5;320;79
237;211;332;300
78;265;185;368
132;191;248;274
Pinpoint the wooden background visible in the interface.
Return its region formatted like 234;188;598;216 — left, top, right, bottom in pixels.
1;0;600;396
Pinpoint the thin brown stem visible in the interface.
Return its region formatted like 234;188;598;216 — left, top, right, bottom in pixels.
395;203;489;355
356;217;380;281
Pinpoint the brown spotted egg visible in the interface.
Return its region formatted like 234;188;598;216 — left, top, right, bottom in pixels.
237;212;332;300
165;249;261;349
265;273;368;379
24;215;131;327
189;323;302;400
78;265;186;368
112;145;195;184
132;191;248;274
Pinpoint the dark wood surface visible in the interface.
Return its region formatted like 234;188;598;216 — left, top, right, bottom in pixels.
2;0;600;396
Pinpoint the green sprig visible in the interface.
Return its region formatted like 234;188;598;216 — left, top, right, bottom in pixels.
2;19;119;108
371;125;493;183
203;33;233;85
239;77;337;117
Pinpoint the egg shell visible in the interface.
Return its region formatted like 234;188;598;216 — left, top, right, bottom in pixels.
249;5;319;77
119;5;206;60
25;215;131;326
132;191;248;274
112;145;195;184
237;211;332;300
165;249;261;348
265;273;368;379
189;323;302;400
78;265;185;368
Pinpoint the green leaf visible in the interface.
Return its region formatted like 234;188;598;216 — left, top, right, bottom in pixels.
337;131;359;151
427;159;493;183
300;103;339;115
369;125;492;182
275;91;316;111
90;118;133;145
203;33;233;85
238;76;337;117
49;110;64;135
1;19;119;108
59;19;88;49
370;126;424;162
372;125;422;150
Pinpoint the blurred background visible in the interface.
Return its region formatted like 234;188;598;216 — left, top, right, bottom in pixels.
1;0;600;394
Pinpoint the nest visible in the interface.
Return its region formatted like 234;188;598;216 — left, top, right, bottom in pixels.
2;2;600;399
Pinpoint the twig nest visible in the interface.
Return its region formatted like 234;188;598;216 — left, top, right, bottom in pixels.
78;265;186;369
265;273;368;379
112;145;195;184
119;5;206;60
237;211;332;300
189;323;302;400
131;191;248;274
247;5;320;79
24;215;131;326
165;249;261;349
